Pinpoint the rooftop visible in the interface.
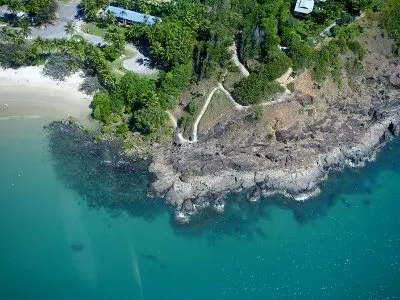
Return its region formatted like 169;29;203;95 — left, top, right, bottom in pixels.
294;0;314;15
104;6;161;25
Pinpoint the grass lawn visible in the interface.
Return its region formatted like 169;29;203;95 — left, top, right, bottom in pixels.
111;50;159;80
223;71;245;92
81;23;129;38
112;48;135;71
81;23;108;37
177;78;218;139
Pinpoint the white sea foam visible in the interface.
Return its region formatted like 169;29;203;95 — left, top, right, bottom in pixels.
292;187;321;201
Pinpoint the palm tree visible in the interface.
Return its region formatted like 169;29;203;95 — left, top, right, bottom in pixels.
0;26;13;43
120;10;127;26
64;22;75;38
13;30;25;45
105;11;116;25
0;26;24;44
20;21;32;38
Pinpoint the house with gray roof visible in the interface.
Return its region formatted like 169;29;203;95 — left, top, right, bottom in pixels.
294;0;315;16
103;6;161;26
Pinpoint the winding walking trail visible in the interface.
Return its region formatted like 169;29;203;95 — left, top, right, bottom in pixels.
192;86;220;143
230;42;250;77
166;111;191;144
168;80;292;144
168;42;293;144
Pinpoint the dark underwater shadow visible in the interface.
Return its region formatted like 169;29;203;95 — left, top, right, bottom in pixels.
45;120;400;238
45;120;167;221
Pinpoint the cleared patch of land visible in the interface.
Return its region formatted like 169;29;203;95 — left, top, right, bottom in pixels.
175;78;218;140
81;23;107;37
222;71;245;92
112;49;136;73
197;89;237;136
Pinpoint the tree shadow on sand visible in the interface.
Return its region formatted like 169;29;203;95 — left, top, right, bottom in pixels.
45;120;400;239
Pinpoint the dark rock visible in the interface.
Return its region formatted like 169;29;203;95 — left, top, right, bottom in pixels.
388;122;399;136
247;188;261;203
296;93;314;106
175;211;190;224
183;199;195;213
213;198;225;213
390;70;400;88
275;130;296;143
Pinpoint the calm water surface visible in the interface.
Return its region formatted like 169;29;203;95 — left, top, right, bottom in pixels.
0;118;399;300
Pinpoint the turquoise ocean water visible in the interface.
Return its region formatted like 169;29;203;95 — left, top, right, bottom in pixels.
1;117;400;300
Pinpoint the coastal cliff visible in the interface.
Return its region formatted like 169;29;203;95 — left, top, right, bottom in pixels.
148;26;400;223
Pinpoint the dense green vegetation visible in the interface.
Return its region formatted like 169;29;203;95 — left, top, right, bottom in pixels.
0;0;389;142
0;0;57;25
383;0;400;54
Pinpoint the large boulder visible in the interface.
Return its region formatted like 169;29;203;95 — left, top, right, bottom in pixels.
390;69;400;88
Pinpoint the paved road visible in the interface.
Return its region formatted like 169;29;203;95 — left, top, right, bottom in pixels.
75;21;158;76
31;1;79;39
31;1;158;75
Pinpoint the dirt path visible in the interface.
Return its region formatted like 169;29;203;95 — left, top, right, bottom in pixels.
217;83;246;110
166;111;192;144
167;44;294;144
192;86;220;143
168;82;292;144
230;43;250;77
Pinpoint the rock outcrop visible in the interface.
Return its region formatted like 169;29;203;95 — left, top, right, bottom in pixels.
148;54;400;223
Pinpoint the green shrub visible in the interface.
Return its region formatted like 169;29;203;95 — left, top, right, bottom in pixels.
249;105;263;122
287;82;295;92
158;62;193;109
383;0;400;54
234;72;285;105
0;43;30;68
103;45;119;61
347;40;366;60
286;40;314;72
345;58;363;77
116;123;130;138
133;103;168;134
91;91;112;124
312;50;330;84
262;50;292;80
185;101;198;115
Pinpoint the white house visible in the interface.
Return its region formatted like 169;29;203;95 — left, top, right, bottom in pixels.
294;0;315;16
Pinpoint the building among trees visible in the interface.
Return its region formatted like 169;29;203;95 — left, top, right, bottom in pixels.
293;0;315;16
103;6;161;25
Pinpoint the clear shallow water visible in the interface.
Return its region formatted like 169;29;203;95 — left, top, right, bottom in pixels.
1;118;400;300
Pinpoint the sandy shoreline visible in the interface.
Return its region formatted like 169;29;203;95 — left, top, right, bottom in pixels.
0;66;93;121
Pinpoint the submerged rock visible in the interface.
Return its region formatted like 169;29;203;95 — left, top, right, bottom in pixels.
175;211;190;224
70;244;84;252
213;198;225;213
390;69;400;88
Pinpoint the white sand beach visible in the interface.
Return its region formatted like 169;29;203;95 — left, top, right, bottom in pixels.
0;66;92;121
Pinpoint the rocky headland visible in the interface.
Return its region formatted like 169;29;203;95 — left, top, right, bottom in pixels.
148;26;400;223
